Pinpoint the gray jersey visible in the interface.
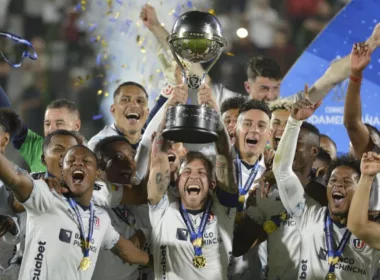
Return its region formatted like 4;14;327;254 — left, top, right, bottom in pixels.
19;180;120;280
149;193;236;280
87;124;120;151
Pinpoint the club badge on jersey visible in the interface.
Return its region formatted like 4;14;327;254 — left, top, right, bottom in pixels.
179;198;212;268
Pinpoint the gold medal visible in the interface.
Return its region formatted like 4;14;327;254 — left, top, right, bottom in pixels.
263;220;277;234
192;238;203;248
79;257;91;271
325;272;336;280
328;256;339;265
193;255;207;268
238;195;246;204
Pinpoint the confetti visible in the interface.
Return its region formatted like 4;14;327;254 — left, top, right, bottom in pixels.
105;92;109;97
208;9;215;15
97;90;103;95
226;52;235;56
141;47;146;53
92;114;103;120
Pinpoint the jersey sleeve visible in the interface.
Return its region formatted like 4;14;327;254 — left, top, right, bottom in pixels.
148;194;170;228
273;116;307;217
92;180;124;208
101;218;121;250
18;129;46;173
21;179;54;215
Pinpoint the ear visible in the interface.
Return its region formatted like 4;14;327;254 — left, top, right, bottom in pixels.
0;133;9;149
210;180;216;191
244;81;250;95
41;154;46;165
96;169;102;180
110;104;116;117
311;146;319;158
75;119;81;131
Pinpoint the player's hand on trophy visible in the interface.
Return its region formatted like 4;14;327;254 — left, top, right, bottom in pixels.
198;84;218;111
140;4;160;30
350;42;371;76
291;84;322;121
165;84;188;108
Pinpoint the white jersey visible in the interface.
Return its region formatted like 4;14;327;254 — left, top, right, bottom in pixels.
150;192;236;280
92;180;153;280
19;179;120;280
274;116;380;280
88;124;120;151
228;151;267;280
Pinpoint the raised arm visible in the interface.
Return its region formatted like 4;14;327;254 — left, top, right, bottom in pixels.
0;152;33;202
343;43;373;158
292;24;380;104
347;152;380;250
273;87;321;214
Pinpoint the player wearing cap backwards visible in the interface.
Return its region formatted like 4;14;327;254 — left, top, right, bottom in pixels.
273;89;380;279
0;141;150;280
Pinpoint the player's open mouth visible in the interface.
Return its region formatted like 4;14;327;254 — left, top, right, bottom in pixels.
126;112;140;120
186;185;201;195
119;169;132;177
72;170;85;184
246;138;258;147
168;153;176;163
332;191;345;205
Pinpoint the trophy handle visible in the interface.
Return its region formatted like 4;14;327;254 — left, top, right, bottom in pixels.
169;44;188;85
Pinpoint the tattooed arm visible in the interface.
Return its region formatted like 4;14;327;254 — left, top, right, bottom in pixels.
147;114;171;205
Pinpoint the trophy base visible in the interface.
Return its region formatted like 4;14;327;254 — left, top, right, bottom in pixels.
163;105;219;144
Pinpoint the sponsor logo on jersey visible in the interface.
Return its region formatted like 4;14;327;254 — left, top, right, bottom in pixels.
95;216;100;230
73;233;98;253
317;247;367;275
299;259;308;279
33;241;46;280
160;245;167;279
176;228;189;241
59;229;73;244
352;238;366;252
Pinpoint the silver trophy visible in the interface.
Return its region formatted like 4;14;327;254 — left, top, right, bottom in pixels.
162;11;226;144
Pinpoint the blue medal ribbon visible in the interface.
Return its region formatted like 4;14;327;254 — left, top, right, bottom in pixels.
325;212;351;275
68;198;95;259
179;198;212;257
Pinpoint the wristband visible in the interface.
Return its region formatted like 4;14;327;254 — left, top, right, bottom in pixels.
349;75;362;83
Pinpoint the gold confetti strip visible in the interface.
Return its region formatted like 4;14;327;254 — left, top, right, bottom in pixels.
156;69;161;73
149;75;154;82
122;64;127;68
136;35;140;43
105;92;109;97
226;52;235;56
101;40;108;48
97;90;103;95
169;9;175;15
115;12;120;19
141;47;146;53
208;9;215;15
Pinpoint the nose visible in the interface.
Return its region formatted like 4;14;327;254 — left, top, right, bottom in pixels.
72;158;84;166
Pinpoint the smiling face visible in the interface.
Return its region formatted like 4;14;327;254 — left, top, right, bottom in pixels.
222;108;239;145
327;165;359;219
102;140;136;184
270;109;290;151
44;108;80;137
62;146;98;197
178;158;213;210
111;85;149;135
235;109;271;160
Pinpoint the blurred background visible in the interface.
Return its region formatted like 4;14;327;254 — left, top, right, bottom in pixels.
0;0;349;170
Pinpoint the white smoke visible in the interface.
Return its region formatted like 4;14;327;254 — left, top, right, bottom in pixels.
79;0;212;124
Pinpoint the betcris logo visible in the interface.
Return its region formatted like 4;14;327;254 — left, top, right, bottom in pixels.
160;245;167;279
33;241;46;279
299;260;308;279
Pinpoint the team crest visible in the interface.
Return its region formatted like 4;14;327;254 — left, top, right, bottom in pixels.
352;238;366;252
95;216;100;230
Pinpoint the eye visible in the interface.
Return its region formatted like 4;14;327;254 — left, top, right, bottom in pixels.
116;153;124;160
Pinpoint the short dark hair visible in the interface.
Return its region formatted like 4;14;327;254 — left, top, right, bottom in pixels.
238;99;272;119
46;99;80;119
180;151;214;181
94;136;132;170
317;147;332;165
63;144;98;167
43;130;84;152
320;134;337;149
301;122;320;146
246;56;282;81
0;108;22;138
220;97;246;115
325;155;361;184
113;81;148;99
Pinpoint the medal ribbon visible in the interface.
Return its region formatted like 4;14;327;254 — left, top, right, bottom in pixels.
68;198;95;260
325;212;351;275
234;153;261;197
179;198;212;257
